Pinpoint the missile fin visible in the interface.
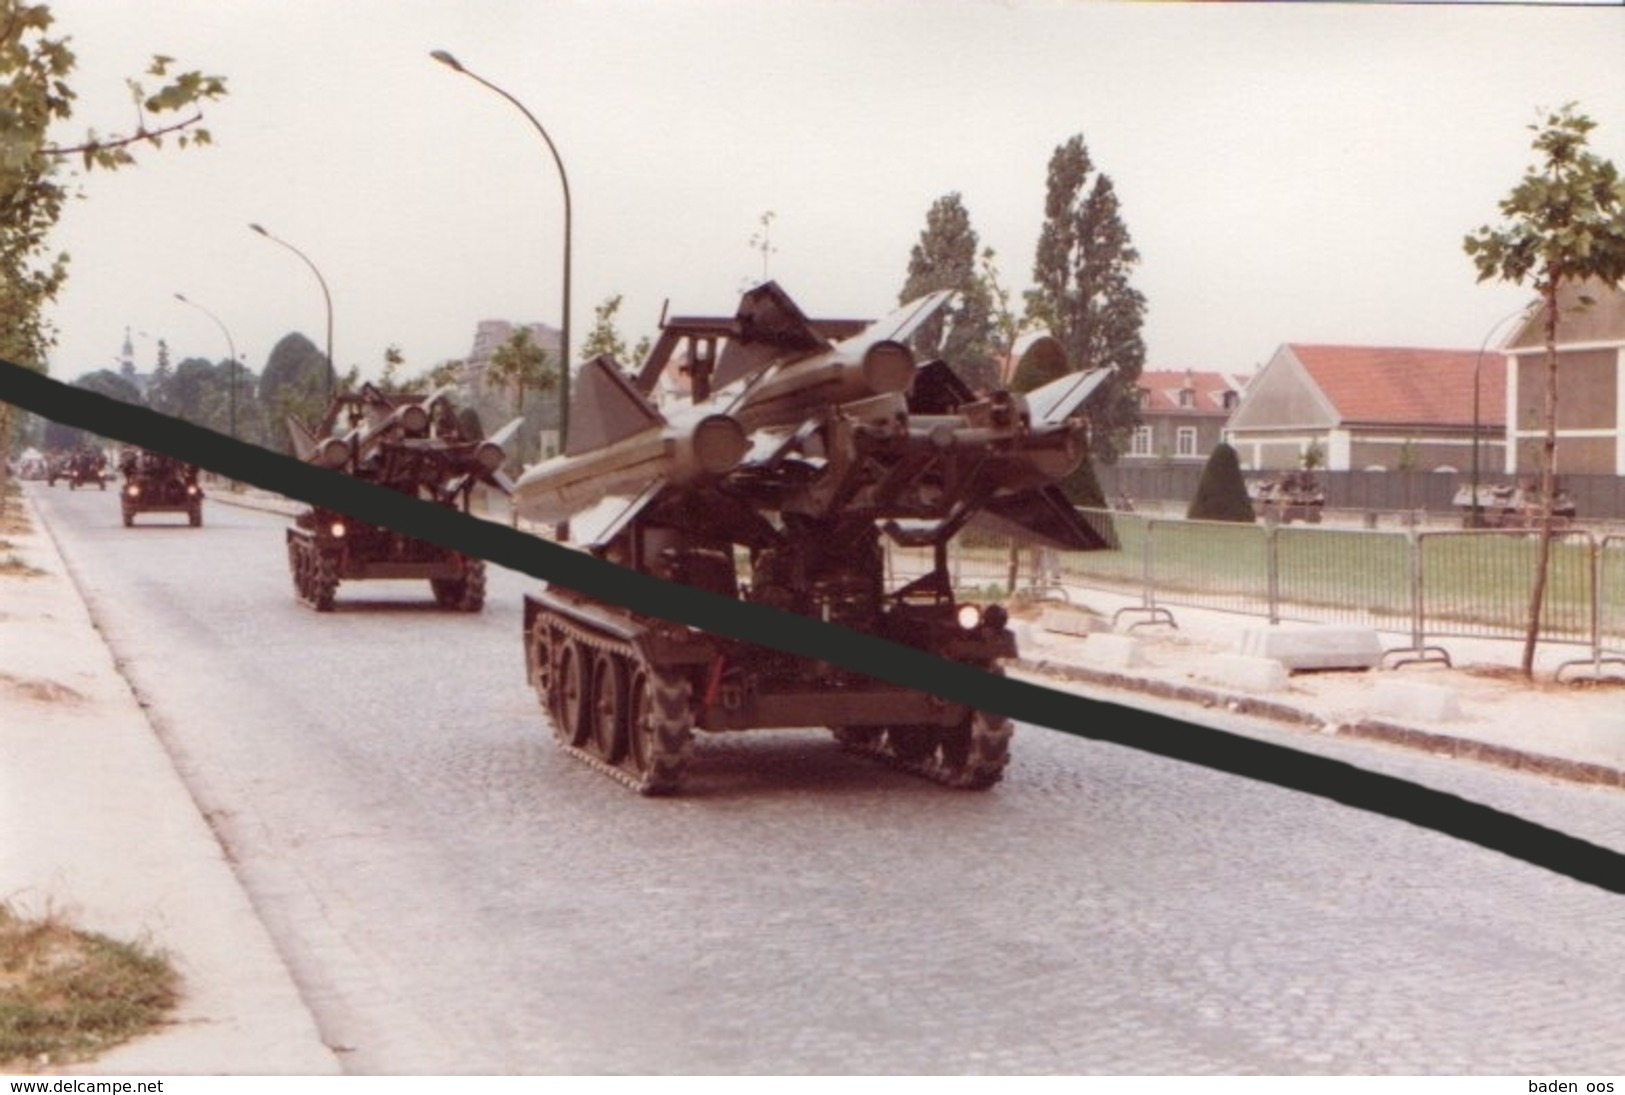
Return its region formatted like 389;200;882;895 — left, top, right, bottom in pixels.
711;281;832;392
1024;367;1114;425
287;416;319;462
972;484;1117;552
484;416;525;452
565;355;666;457
908;359;977;414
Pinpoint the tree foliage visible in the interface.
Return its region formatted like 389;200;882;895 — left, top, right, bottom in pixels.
1025;134;1147;463
898;192;998;392
259;332;332;447
1463;103;1625;676
485;326;557;461
0;1;226;497
1186;442;1256;523
579;293;649;367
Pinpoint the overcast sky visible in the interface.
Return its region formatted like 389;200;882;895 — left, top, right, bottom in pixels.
36;0;1625;389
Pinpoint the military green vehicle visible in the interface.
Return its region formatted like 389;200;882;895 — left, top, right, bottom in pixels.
514;283;1115;794
285;383;518;612
118;448;201;526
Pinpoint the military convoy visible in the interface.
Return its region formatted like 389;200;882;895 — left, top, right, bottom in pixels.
66;447;108;491
513;283;1113;794
284;383;518;612
117;447;202;526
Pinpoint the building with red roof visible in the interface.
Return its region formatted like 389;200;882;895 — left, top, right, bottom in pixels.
1223;344;1506;473
1119;368;1249;465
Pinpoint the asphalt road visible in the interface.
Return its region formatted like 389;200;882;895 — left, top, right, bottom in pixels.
32;482;1625;1075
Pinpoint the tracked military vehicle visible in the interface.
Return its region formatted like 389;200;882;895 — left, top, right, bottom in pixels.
515;282;1115;794
286;383;518;611
118;447;200;526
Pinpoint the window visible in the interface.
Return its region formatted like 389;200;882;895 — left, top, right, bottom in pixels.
1176;426;1198;457
1222;391;1240;410
1130;426;1153;456
1178;389;1194;409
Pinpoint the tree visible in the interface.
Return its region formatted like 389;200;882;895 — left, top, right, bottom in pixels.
1463;103;1625;676
1187;443;1256;523
977;247;1031;388
0;3;225;505
898;193;998;392
485;327;556;461
1025;134;1147;463
259;332;333;449
579;293;650;367
746;210;777;286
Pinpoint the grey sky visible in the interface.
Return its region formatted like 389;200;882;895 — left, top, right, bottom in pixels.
38;0;1625;388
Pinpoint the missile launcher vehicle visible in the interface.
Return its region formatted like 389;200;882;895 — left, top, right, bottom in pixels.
286;383;519;611
117;447;201;526
515;282;1115;794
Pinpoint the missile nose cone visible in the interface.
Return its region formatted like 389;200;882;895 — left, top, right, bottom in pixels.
860;340;915;396
692;415;749;474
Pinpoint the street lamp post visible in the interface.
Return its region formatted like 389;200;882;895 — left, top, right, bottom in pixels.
174;293;239;442
431;48;572;449
1472;303;1536;528
249;223;335;396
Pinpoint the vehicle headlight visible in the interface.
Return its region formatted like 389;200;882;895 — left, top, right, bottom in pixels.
329;521;347;539
956;603;982;631
126;485;140;497
186;484;198;495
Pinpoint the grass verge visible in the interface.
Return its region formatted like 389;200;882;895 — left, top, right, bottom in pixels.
0;904;179;1071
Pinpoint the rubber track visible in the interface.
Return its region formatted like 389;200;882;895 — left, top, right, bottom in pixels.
532;607;693;795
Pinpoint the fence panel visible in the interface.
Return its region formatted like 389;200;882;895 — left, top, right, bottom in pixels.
1415;529;1596;646
1598;534;1625;660
1272;525;1412;630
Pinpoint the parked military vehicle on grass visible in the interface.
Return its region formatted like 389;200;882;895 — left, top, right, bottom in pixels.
117;447;201;526
285;383;519;612
515;282;1115;795
1250;471;1325;524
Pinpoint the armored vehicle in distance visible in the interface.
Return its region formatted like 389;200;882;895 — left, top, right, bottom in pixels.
118;448;201;526
285;383;518;612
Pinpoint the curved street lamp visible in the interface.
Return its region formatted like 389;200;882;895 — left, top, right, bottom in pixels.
431;48;572;448
1471;302;1537;528
174;292;240;442
249;223;335;397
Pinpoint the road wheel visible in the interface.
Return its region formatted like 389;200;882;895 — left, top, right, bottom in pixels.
310;550;339;612
589;652;628;765
886;725;938;764
627;664;693;795
188;503;202;527
122;508;134;528
430;558;486;612
940;708;1013;790
553;639;592;747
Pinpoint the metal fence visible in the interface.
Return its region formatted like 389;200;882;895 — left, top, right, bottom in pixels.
1095;465;1625;521
921;511;1625;674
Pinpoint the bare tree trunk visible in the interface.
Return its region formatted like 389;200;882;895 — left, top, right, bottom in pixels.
1520;285;1562;678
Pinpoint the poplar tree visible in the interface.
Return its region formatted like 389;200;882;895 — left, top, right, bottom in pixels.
898;192;998;393
1025;134;1147;463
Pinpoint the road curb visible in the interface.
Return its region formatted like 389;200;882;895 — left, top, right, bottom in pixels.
10;489;340;1074
1012;656;1625;791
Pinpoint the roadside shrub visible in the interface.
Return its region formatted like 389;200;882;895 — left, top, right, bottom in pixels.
1187;442;1256;523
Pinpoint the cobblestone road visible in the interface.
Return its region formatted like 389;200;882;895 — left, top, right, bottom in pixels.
35;486;1625;1074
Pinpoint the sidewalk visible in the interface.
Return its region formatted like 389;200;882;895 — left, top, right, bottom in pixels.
0;487;339;1075
1009;589;1625;789
3;483;1622;1072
